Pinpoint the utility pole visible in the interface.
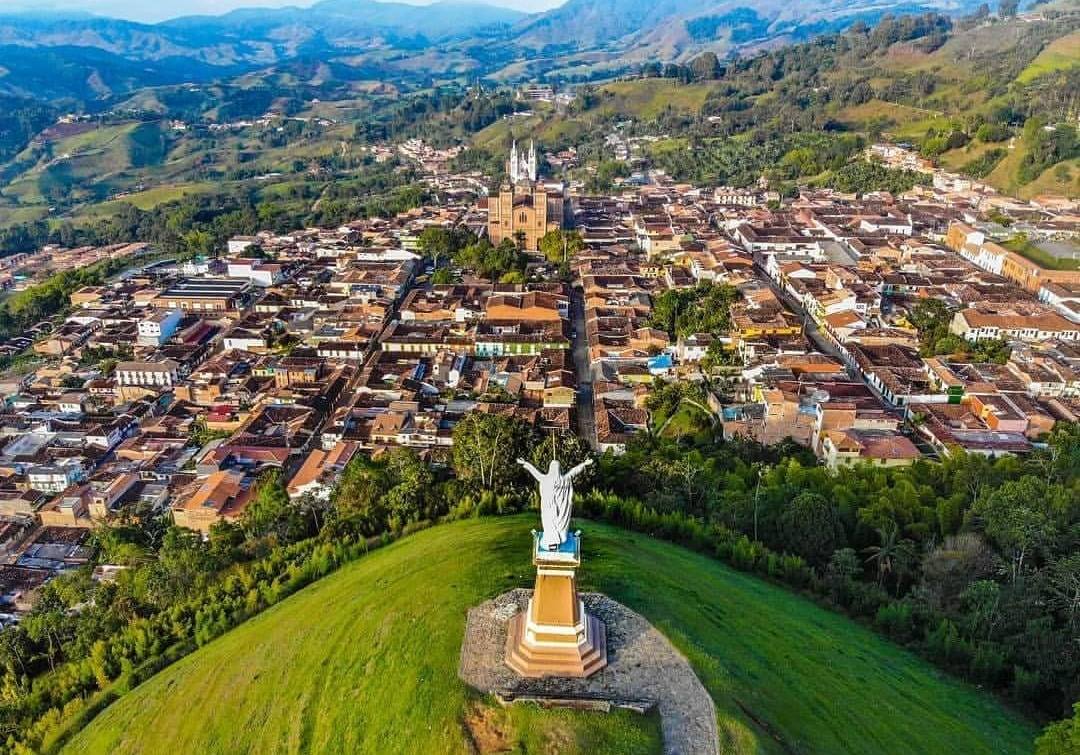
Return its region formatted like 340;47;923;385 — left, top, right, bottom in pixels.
753;463;769;543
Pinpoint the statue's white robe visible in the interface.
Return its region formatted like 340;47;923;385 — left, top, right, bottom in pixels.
538;473;574;549
521;460;589;550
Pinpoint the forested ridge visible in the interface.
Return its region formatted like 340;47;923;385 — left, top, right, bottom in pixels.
0;6;1076;250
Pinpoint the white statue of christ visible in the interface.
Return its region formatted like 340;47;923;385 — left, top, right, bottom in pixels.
517;457;594;550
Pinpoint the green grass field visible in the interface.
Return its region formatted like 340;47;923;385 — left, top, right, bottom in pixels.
472;111;591;154
1002;234;1080;271
651;403;715;440
1017;30;1080;84
1018;157;1080;200
61;517;1037;755
934;140;1002;172
835;99;944;133
985;141;1031;194
0;204;50;227
597;79;720;119
75;183;216;217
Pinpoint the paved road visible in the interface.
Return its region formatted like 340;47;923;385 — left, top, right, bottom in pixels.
754;261;896;409
754;262;843;359
569;285;596;449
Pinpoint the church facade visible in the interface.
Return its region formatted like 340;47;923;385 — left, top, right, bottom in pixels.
487;140;565;251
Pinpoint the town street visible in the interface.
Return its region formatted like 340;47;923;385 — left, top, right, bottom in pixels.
569;285;596;448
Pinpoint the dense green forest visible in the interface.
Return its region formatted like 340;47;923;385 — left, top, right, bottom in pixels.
0;97;57;165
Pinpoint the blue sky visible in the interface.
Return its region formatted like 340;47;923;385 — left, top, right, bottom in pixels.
5;0;563;23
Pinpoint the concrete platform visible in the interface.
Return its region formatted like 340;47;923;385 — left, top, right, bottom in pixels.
459;588;719;755
505;608;607;678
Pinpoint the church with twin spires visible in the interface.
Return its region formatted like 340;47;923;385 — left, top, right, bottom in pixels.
487;140;565;251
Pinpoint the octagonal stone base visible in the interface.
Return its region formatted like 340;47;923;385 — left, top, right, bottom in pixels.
505;599;607;678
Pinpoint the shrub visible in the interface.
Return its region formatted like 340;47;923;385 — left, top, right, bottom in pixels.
1012;666;1043;705
781;554;813;588
960;148;1006;178
969;642;1008;686
848;580;890;618
925;619;971;668
731;535;764;571
876;602;916;643
975;122;1010;142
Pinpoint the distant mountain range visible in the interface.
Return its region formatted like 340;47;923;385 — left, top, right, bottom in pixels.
0;0;525;65
509;0;972;51
0;0;989;101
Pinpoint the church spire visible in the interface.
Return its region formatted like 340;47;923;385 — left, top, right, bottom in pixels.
508;138;537;183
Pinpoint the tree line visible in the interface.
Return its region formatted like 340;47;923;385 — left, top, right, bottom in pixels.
590;425;1080;727
0;402;1075;750
0;415;593;752
0;159;427;260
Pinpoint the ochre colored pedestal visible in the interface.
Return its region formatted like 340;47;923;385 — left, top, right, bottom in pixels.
505;532;608;678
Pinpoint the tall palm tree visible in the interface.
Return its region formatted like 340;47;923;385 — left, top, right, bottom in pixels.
864;524;904;587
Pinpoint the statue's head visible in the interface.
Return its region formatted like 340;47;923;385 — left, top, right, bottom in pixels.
548;459;561;475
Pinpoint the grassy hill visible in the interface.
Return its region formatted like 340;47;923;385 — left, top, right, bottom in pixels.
1017;29;1080;84
468;79;723;153
594;79;721;119
467;7;1079;197
0;112;364;229
464;75;728;157
61;516;1037;755
1;122;145;206
864;8;1080;195
1;7;1076;231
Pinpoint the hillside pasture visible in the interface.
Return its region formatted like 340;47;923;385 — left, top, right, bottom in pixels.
62;517;1037;755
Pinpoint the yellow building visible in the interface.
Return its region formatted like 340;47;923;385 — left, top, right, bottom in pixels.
730;307;802;342
487;141;564;251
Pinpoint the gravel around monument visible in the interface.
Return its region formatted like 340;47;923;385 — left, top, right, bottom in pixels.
460;588;719;755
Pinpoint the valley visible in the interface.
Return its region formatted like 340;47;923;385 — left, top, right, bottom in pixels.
0;2;1076;754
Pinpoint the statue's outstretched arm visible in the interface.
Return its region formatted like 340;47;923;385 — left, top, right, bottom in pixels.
566;458;595;479
516;458;543;481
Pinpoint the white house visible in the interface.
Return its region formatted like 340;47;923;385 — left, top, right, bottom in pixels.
226;258;283;287
28;459;85;493
137;309;182;346
115;360;180;387
222;328;268;353
950;306;1080;342
1038;282;1080;324
675;334;713;362
227;236;258;255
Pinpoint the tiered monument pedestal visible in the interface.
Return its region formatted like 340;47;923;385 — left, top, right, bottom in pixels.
505;531;607;678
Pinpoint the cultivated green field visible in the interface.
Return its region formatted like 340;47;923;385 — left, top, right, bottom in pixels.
1017;29;1080;84
75;183;217;217
62;517;1037;755
597;79;720;120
